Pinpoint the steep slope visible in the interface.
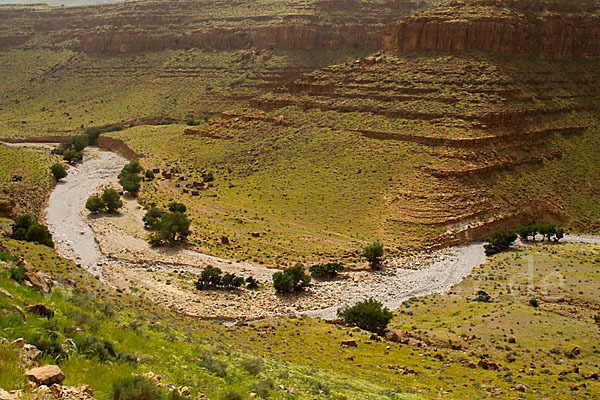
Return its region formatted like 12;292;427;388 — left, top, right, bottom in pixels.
0;0;439;53
105;48;600;262
383;0;600;59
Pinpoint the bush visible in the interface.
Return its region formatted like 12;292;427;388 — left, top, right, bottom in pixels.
186;120;201;126
144;170;155;180
221;391;242;400
245;276;259;290
119;172;141;194
80;335;117;361
337;298;393;334
63;149;83;164
250;378;275;398
11;215;53;247
120;160;143;175
9;265;27;283
143;207;165;229
272;263;310;293
309;262;343;278
102;188;123;212
167;202;187;213
112;376;163;400
25;223;54;247
86;195;106;213
50;163;67;180
68;135;89;152
536;220;556;241
364;241;384;267
199;350;227;377
484;230;517;256
149;212;190;245
196;266;223;290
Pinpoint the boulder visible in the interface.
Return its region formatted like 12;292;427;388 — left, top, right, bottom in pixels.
478;358;499;370
22;263;51;294
25;365;65;385
341;339;357;347
25;303;55;318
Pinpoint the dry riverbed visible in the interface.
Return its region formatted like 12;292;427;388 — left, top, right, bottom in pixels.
47;145;597;321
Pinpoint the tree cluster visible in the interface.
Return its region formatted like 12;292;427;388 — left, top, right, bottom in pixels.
337;298;393;334
484;230;517;256
309;262;343;279
144;202;191;246
11;214;54;248
272;264;311;293
516;220;565;242
86;188;123;213
195;265;257;291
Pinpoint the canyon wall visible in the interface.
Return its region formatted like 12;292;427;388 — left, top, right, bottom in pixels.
383;0;600;60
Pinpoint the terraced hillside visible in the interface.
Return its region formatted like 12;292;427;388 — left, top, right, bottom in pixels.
105;49;600;263
0;0;439;53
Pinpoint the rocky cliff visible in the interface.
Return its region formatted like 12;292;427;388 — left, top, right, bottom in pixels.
0;0;436;53
383;0;600;59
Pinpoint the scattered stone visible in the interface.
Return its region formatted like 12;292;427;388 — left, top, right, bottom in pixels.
0;288;13;299
25;365;65;385
10;338;24;349
584;371;599;380
22;263;51;294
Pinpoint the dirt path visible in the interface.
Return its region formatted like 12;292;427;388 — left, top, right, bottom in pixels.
43;145;600;320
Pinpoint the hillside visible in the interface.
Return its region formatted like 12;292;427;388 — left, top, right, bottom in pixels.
104;49;600;263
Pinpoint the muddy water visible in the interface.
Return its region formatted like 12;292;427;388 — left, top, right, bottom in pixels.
45;147;127;277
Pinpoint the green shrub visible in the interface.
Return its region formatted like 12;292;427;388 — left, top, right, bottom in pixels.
0;250;17;263
80;335;117;361
63;149;83;164
250;378;275;397
86;195;106;213
309;262;343;278
196;266;223;290
119;172;141;194
144;170;155;180
199;350;227;377
12;215;53;247
120;160;143;175
112;376;163;400
364;241;384;267
484;230;517;256
9;265;27;283
272;263;310;293
50;163;67;180
337;298;393;334
186;120;201;126
101;188;123;212
516;225;536;241
529;297;539;307
11;214;35;241
245;276;259;289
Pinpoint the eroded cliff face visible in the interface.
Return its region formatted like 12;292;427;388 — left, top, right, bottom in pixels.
0;0;434;53
383;0;600;59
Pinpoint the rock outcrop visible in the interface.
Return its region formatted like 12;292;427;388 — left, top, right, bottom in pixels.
383;0;600;60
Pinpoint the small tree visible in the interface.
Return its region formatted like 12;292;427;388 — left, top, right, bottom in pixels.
50;163;67;181
143;207;165;229
484;230;517;256
63;149;83;164
364;241;384;267
86;195;106;213
120;160;143;175
119;173;141;195
167;201;187;213
337;298;393;334
196;266;222;290
101;188;123;212
144;170;155;180
150;212;190;245
272;263;310;293
536;220;556;241
11;214;35;240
